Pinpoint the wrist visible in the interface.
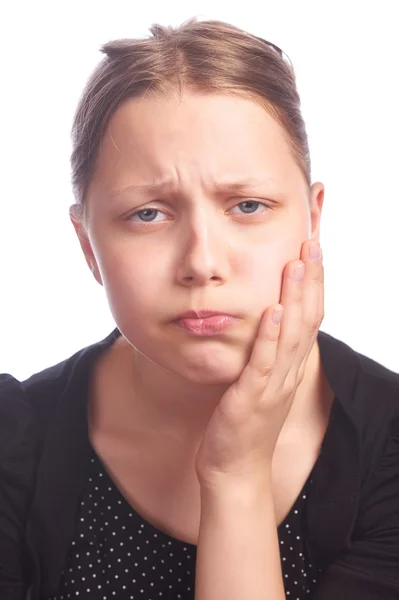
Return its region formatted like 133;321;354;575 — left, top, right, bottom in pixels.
199;471;274;505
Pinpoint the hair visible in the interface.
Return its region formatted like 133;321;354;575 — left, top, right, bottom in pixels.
70;17;311;227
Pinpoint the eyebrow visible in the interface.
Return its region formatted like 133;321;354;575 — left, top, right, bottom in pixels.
109;177;281;199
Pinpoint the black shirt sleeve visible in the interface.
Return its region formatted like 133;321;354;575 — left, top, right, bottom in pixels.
0;374;38;600
311;413;399;600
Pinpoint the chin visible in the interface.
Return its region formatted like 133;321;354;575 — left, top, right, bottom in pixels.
166;345;249;385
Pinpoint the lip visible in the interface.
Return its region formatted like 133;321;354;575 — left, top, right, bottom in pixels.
173;314;239;336
175;310;235;320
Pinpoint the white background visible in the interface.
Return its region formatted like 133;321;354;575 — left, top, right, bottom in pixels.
1;1;398;379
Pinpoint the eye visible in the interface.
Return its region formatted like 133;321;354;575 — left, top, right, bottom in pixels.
126;208;167;223
125;199;272;225
228;200;272;215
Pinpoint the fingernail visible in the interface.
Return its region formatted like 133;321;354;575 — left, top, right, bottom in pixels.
294;263;305;281
272;308;283;325
309;242;321;262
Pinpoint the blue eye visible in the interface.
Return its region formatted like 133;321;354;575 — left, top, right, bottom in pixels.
128;208;165;223
229;200;271;215
236;201;262;213
126;199;272;224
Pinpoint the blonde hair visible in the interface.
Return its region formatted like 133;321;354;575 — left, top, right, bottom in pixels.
70;18;311;224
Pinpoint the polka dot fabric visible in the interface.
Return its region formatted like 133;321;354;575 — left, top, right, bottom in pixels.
47;446;323;599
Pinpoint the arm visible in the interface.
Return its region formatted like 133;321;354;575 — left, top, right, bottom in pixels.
311;419;399;600
195;476;285;600
192;241;322;599
0;374;37;600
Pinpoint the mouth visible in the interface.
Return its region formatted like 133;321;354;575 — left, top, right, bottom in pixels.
172;312;240;336
175;310;235;320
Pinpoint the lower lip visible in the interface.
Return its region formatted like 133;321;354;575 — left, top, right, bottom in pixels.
174;315;239;336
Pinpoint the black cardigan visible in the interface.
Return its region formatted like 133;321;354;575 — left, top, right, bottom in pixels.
1;327;399;600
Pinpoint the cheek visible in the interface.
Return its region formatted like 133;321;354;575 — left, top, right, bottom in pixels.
246;237;303;303
93;241;166;319
105;262;163;312
248;258;282;306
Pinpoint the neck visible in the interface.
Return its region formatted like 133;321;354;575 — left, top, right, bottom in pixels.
97;335;329;450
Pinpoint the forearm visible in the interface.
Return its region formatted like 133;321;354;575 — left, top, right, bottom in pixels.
195;477;286;600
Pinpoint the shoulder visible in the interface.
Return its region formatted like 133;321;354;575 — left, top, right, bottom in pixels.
319;328;399;387
2;328;122;440
318;329;399;419
0;374;37;459
355;342;399;389
318;330;399;484
0;375;38;492
354;342;399;438
0;375;38;592
342;338;399;504
350;339;399;431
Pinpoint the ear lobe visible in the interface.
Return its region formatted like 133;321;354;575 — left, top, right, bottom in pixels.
69;203;83;224
69;205;87;239
69;204;102;284
71;218;92;259
89;259;103;286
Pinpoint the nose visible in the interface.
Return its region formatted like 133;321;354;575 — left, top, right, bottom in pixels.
175;208;230;287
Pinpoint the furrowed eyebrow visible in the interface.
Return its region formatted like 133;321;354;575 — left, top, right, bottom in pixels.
109;177;281;199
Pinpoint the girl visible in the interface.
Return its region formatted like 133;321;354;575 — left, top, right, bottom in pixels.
1;18;398;600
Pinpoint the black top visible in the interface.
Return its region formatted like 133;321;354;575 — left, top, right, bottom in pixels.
1;327;399;600
47;446;321;600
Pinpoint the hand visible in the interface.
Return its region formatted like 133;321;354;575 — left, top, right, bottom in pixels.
194;239;324;489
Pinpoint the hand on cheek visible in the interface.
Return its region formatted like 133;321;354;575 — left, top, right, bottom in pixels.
195;238;324;489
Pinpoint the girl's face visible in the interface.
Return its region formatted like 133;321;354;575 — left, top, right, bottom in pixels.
73;93;324;385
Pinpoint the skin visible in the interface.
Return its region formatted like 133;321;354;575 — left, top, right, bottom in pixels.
70;92;326;462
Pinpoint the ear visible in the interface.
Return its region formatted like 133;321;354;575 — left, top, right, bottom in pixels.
308;182;325;242
69;204;103;286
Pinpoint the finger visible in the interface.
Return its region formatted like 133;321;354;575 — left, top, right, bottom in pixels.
296;241;324;382
234;303;284;399
270;258;305;388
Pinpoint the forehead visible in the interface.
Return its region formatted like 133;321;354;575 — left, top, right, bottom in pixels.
90;93;305;198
